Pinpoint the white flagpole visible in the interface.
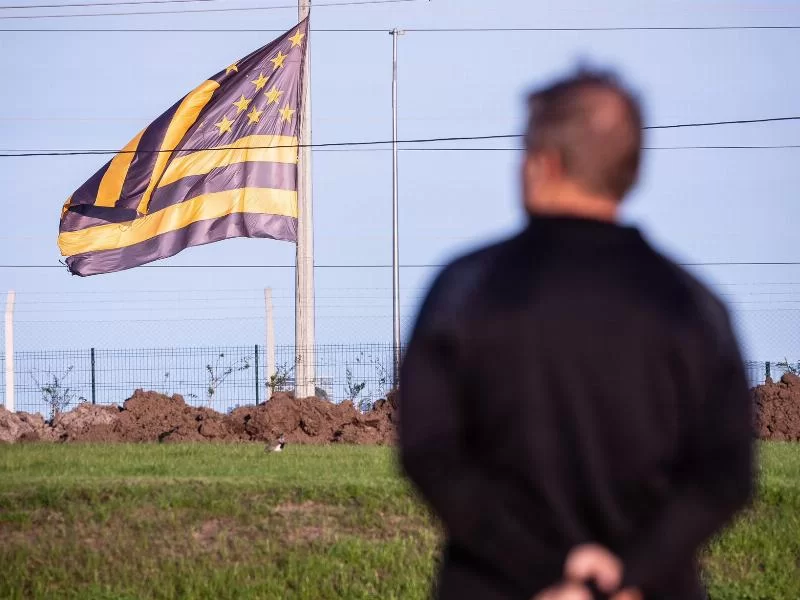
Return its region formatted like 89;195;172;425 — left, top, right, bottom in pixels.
296;0;316;398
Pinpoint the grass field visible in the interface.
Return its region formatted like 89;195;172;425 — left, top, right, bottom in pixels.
0;443;798;600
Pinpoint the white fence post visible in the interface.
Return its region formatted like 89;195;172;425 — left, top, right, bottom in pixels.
4;290;15;412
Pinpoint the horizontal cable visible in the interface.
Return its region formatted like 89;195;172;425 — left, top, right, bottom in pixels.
3;261;800;269
0;0;418;19
0;0;219;9
4;24;800;31
2;116;800;157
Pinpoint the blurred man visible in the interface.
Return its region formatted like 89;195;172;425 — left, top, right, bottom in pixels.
399;70;753;600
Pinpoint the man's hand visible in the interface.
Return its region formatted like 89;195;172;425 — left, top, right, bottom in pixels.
563;544;643;600
533;581;592;600
564;544;622;593
533;582;642;600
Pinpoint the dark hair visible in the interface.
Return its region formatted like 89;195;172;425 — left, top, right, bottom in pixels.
525;69;643;201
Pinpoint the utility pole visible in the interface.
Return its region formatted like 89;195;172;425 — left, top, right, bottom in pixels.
296;0;316;398
391;29;404;387
4;291;15;412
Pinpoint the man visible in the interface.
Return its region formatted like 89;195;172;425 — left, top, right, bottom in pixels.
399;70;753;600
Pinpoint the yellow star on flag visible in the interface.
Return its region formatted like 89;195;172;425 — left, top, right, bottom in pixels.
251;72;268;90
233;95;252;113
265;86;284;105
279;105;295;123
226;63;239;75
270;51;288;71
247;107;263;124
215;115;234;134
289;30;305;48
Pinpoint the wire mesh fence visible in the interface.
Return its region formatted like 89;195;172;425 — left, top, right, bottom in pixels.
0;343;793;417
1;344;397;416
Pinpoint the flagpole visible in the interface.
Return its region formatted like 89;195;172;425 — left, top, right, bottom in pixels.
296;0;316;399
391;28;403;388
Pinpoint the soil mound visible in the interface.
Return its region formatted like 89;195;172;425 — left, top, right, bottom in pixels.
0;389;397;445
0;406;38;443
53;403;121;442
225;392;396;445
754;373;800;442
3;376;799;444
112;390;237;443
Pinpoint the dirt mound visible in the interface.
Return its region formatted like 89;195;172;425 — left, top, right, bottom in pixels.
226;392;396;445
2;377;799;444
53;403;121;442
111;390;238;443
754;373;800;441
0;389;397;445
0;406;39;443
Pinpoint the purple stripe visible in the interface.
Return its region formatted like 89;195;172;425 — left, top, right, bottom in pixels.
148;161;297;213
66;212;297;277
114;98;183;211
68;161;110;206
60;205;139;233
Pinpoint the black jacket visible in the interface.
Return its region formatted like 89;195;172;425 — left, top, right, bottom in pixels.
400;217;753;600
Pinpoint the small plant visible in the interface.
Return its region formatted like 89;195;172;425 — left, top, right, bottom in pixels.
776;358;799;376
369;353;390;400
205;353;251;406
30;366;86;421
268;363;294;397
357;397;374;413
344;367;366;401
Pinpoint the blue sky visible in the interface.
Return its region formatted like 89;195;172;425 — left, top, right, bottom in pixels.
1;0;799;360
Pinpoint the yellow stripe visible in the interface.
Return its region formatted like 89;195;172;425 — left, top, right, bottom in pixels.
136;79;221;215
159;134;298;188
58;187;297;256
60;195;73;219
95;129;145;208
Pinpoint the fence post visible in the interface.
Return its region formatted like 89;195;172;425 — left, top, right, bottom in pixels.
765;361;771;381
90;348;96;405
4;291;15;412
254;344;260;405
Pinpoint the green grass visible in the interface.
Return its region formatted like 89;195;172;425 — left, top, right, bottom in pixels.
0;443;797;599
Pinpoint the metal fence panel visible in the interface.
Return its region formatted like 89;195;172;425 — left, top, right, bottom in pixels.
0;348;792;417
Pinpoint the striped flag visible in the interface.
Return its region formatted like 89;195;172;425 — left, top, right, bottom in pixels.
58;19;308;276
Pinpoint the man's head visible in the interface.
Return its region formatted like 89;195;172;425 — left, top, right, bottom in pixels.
522;69;643;220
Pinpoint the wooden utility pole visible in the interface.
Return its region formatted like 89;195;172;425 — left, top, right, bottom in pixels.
296;0;316;398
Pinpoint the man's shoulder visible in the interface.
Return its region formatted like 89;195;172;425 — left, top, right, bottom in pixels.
434;235;520;296
418;235;520;324
647;248;731;337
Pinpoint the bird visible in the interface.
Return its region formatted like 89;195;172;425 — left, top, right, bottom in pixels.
266;434;286;453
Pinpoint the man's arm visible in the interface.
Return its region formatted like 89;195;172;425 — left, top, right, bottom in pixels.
399;272;562;594
620;312;754;593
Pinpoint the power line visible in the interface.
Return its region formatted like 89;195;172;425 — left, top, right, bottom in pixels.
3;261;800;269
5;24;800;31
316;145;800;152
0;27;388;31
3;145;800;156
402;26;800;32
0;0;217;10
2;116;799;157
0;0;418;19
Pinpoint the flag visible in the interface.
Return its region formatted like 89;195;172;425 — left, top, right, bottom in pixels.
58;19;309;276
